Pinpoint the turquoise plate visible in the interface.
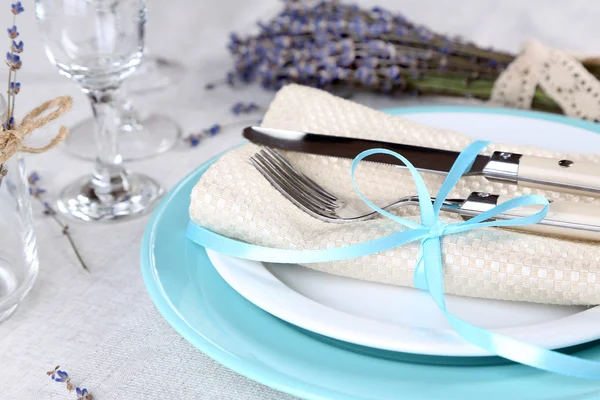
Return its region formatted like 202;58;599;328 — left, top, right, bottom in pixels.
142;107;600;400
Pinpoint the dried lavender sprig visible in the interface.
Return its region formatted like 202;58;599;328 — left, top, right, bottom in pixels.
224;0;597;116
184;118;262;147
28;172;89;272
46;366;93;400
5;2;24;130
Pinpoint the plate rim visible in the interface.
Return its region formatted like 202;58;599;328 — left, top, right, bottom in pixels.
382;105;600;134
141;106;600;399
207;249;600;357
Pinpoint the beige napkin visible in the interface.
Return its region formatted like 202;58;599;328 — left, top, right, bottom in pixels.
190;84;600;306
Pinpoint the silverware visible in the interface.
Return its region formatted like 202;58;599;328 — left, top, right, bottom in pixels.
244;126;600;196
250;148;600;241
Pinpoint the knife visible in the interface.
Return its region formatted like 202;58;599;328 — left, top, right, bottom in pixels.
243;126;600;196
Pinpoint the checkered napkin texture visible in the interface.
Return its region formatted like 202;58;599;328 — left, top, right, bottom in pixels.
190;84;600;306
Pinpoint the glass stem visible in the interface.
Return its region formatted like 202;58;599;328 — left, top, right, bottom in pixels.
84;86;129;200
116;88;142;131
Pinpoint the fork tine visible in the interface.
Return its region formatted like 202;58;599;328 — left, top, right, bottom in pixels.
253;153;337;215
264;148;338;202
251;158;338;220
260;149;339;209
256;151;337;211
251;155;338;217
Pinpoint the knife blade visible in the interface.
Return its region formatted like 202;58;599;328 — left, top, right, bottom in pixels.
243;126;600;196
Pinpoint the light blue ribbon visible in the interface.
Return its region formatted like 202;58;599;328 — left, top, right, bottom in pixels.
186;140;600;379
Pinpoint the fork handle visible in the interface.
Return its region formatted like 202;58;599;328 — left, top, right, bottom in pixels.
459;192;600;241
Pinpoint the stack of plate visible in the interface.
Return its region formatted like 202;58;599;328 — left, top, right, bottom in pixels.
142;106;600;400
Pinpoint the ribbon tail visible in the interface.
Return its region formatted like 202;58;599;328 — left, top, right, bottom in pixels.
421;237;447;310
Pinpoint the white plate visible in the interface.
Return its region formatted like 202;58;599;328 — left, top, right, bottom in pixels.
207;108;600;357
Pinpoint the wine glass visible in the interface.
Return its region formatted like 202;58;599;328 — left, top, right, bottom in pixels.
35;0;163;222
63;85;182;161
63;53;184;161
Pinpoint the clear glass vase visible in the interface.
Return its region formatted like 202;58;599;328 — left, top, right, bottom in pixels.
0;154;38;323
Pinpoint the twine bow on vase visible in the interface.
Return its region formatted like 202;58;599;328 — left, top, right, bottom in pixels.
0;95;73;175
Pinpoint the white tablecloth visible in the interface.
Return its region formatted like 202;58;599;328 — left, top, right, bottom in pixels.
2;1;600;399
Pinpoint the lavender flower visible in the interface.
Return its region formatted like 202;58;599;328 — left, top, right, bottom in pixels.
3;116;14;130
204;124;221;136
47;366;92;399
29;186;46;197
226;71;235;85
76;387;93;400
232;102;244;115
10;81;19;94
231;102;260;115
27;171;39;185
10;2;24;15
6;52;21;70
54;370;69;383
6;25;18;39
46;366;60;380
185;135;201;147
42;201;55;215
11;40;22;53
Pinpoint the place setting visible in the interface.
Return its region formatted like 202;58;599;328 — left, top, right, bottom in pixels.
142;82;600;399
3;0;600;399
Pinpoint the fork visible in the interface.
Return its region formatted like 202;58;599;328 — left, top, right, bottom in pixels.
249;148;600;241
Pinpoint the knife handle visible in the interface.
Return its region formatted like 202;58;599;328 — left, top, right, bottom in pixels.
482;152;600;196
459;192;600;241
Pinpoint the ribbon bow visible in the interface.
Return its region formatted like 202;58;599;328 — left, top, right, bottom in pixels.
0;96;73;165
187;140;600;379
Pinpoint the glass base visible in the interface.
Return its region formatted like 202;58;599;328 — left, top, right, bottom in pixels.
0;259;20;323
65;113;181;161
57;172;163;222
0;257;35;323
124;55;185;94
0;303;18;323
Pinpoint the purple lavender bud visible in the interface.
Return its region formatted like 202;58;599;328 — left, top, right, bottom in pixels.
355;66;377;85
290;20;305;35
28;172;40;184
338;49;355;67
335;68;350;80
11;40;23;53
386;65;401;80
314;31;329;46
318;68;334;85
244;103;260;112
340;39;353;53
367;40;387;54
286;66;299;80
369;22;386;36
231;102;244;115
7;25;19;39
10;81;20;94
327;41;339;55
274;36;292;48
11;2;24;15
363;57;379;69
204;124;221;136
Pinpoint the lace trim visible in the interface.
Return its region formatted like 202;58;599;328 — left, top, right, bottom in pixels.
491;39;600;122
